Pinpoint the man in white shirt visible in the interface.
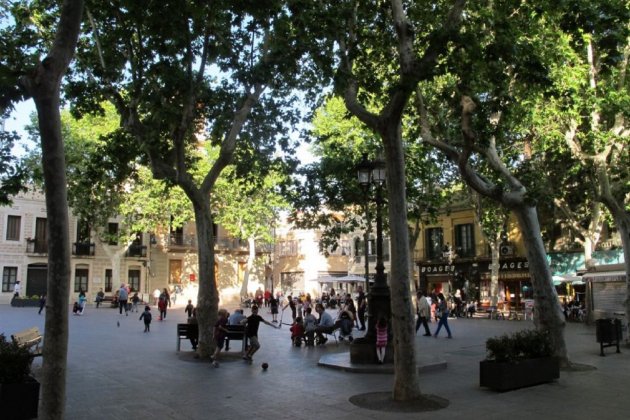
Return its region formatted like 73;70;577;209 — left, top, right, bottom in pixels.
416;291;432;336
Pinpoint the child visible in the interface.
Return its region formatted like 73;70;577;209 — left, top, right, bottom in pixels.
375;316;388;364
185;300;195;318
211;309;229;367
131;292;140;312
242;305;277;363
72;301;81;315
139;306;152;332
290;316;305;347
270;296;279;322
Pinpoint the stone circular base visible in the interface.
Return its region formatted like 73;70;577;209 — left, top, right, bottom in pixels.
349;392;449;412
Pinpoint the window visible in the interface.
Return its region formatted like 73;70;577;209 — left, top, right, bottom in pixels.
6;215;21;241
425;227;444;260
105;269;112;292
455;224;475;258
34;218;47;253
74;266;89;293
278;240;298;256
327;240;350;256
354;237;376;257
108;223;119;245
128;269;140;292
77;220;91;242
2;267;18;292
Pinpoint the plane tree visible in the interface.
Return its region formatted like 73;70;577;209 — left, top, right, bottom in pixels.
0;0;84;418
293;0;467;401
529;2;629;314
66;0;314;358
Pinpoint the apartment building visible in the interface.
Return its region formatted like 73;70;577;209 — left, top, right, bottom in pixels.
0;190;269;306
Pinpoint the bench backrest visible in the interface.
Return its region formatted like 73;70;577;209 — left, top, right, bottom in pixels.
12;327;42;346
226;324;245;332
177;323;198;336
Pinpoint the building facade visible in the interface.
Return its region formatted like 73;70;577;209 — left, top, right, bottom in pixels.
0;190;269;306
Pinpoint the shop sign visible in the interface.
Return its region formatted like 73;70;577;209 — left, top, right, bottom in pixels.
421;264;455;274
485;260;529;272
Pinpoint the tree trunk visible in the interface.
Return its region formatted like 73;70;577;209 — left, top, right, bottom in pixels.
18;2;84;418
382;125;421;400
606;207;630;326
35;95;72;420
192;199;219;359
489;238;500;306
512;205;569;366
239;237;256;297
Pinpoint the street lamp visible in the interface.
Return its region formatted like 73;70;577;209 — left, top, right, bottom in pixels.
352;152;391;364
357;154;372;294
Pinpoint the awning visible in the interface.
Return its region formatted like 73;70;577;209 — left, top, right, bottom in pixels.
314;275;366;283
582;271;626;282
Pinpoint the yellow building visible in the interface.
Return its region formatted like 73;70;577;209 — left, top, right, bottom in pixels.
414;203;532;310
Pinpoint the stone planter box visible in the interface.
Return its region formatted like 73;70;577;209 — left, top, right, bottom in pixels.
10;298;40;308
480;357;559;392
0;377;40;419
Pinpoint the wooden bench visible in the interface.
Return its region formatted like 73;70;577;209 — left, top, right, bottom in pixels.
176;323;249;352
225;324;248;352
177;323;198;351
11;327;43;357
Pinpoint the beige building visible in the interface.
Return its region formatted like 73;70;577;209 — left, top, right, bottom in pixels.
271;213;391;298
0;190;269;306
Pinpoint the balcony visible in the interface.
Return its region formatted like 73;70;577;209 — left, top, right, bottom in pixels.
126;244;147;258
73;242;95;256
215;236;248;252
26;239;47;254
168;232;197;248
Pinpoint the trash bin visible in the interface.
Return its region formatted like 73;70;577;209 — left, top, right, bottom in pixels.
595;318;622;356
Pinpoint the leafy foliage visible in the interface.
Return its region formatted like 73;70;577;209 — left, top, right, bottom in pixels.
0;130;27;205
0;334;32;384
485;329;554;363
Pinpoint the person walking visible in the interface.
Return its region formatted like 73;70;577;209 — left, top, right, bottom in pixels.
433;293;453;338
211;309;229;367
118;284;129;316
78;289;87;314
375;316;388;364
158;289;169;320
131;292;140;313
185;300;195;318
95;289;105;308
13;280;21;297
356;286;366;331
415;291;432;336
139;305;152;332
38;294;46;315
242;305;277;363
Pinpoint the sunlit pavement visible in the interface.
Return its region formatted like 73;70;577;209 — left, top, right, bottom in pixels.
2;303;629;420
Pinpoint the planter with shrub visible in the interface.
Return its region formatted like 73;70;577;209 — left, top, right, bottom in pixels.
0;334;40;419
480;329;559;392
10;296;40;307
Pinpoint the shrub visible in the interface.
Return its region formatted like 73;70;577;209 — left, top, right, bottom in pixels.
485;329;553;362
0;334;33;384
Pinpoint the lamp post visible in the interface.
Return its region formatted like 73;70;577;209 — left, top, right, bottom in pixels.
351;153;391;364
357;154;372;294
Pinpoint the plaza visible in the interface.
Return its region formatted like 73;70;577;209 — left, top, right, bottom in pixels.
2;303;629;420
